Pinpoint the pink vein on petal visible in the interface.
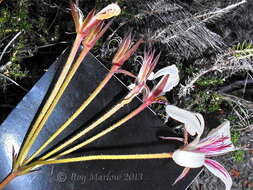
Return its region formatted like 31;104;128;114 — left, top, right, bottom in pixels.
204;159;228;177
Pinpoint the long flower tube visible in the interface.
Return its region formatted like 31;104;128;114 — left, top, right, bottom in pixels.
39;49;162;160
20;153;173;175
0;53;178;189
171;121;235;190
21;21;113;166
16;2;121;167
14;33;83;169
45;64;179;160
4;1;120;185
19;3;114;164
25;34;142;164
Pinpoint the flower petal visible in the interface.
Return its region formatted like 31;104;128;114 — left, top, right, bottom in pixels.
161;72;179;94
197;121;235;156
173;167;191;185
208;120;232;139
137;50;157;83
149;75;169;98
150;64;179;80
70;2;85;32
149;65;180;94
113;69;136;78
95;3;121;20
204;159;232;190
159;136;184;142
147;72;155;80
165;105;204;137
172;149;205;168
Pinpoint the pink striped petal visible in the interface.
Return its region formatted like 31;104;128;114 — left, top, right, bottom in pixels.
149;75;170;98
204;159;232;190
197;121;235;156
207;121;232;139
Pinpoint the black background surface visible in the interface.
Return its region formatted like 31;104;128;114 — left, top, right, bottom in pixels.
0;52;201;190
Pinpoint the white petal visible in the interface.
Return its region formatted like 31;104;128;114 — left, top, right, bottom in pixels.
204;159;232;190
153;65;180;94
162;76;180;93
172;149;205;168
147;72;155;80
165;105;204;137
96;3;121;20
207;120;231;139
151;65;179;79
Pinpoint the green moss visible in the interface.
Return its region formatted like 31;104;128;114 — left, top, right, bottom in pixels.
233;150;245;162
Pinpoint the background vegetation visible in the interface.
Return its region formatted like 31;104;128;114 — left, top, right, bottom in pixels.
0;0;252;189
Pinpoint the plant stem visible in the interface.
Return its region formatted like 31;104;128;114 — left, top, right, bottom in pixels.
0;171;19;190
39;153;172;165
16;34;84;167
40;95;136;160
52;101;151;160
26;65;118;164
24;46;90;155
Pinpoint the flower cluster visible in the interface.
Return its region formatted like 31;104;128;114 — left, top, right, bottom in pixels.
164;105;235;190
0;1;237;190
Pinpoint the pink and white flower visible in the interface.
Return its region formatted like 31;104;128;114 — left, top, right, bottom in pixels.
171;120;235;190
144;65;179;103
70;2;120;40
124;50;179;101
112;33;143;68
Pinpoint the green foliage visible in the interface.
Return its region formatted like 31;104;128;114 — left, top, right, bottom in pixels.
231;131;245;162
0;0;31;35
233;40;253;59
194;91;223;113
185;66;199;74
6;63;28;80
196;77;225;87
231;131;240;144
0;0;31;65
233;150;245;162
0;0;66;89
